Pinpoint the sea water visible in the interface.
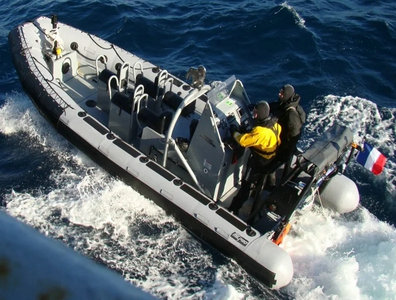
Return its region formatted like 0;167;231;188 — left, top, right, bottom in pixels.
1;1;395;299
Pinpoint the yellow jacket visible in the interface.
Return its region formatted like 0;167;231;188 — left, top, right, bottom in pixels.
234;123;282;159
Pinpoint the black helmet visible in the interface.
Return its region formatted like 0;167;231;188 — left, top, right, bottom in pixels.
279;84;295;103
255;101;270;120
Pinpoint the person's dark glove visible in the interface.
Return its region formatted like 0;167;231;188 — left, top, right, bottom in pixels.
229;124;239;136
239;122;250;133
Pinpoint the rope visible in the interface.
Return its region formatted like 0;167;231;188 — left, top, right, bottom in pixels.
88;33;113;50
314;187;329;218
82;33;156;73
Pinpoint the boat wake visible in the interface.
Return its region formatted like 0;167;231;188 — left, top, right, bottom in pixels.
284;206;396;299
1;92;395;299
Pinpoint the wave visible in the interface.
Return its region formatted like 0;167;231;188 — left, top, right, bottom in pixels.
0;92;72;152
278;2;306;29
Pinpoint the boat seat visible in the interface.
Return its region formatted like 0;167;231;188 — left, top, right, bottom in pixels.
138;108;172;134
135;73;163;99
97;69;119;112
111;92;132;113
98;69;118;87
163;91;195;117
135;69;171;100
97;61;131;112
108;83;148;139
108;91;133;141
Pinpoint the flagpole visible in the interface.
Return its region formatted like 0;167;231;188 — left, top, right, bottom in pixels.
341;142;360;174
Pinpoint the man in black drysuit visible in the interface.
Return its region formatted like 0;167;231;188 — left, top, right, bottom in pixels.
269;84;306;185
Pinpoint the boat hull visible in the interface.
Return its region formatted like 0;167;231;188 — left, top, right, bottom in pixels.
8;18;293;289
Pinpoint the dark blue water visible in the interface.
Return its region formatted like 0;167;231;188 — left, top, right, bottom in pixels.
1;1;395;299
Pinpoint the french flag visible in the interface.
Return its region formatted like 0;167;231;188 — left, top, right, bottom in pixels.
356;142;387;175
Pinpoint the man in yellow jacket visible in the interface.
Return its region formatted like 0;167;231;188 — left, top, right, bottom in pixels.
228;101;282;215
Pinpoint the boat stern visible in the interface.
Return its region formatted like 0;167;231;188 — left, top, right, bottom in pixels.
245;237;293;289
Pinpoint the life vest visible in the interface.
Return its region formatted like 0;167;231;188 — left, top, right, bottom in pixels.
235;123;282;159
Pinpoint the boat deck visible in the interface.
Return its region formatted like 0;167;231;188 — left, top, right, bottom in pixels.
59;62;202;186
62;65;109;125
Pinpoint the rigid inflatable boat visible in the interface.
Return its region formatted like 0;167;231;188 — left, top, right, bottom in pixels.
9;16;360;289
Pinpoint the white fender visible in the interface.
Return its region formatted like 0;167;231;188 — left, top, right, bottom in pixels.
320;174;360;213
246;238;293;289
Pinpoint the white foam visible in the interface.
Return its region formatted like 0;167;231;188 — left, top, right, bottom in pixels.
278;2;306;28
283;206;396;299
202;272;246;300
0;92;75;157
0;92;38;136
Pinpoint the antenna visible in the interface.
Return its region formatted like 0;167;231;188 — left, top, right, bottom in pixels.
51;15;58;29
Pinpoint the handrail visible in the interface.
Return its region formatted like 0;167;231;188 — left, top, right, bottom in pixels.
169;136;201;190
162;85;211;192
107;75;119;99
130;93;147;139
165;77;174;93
156;70;169;99
132;85;147;130
95;54;108;76
118;62;130;92
132;61;143;81
133;84;145;102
